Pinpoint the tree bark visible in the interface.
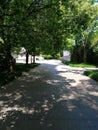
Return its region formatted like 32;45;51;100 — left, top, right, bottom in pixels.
8;51;14;73
75;39;80;63
26;49;29;65
9;57;14;73
33;55;35;63
83;41;87;63
31;55;32;64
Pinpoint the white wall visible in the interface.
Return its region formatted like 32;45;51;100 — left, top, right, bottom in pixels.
63;50;71;61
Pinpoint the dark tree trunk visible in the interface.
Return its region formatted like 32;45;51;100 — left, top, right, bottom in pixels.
83;41;87;63
7;49;14;72
33;55;35;63
75;40;80;63
31;55;32;64
26;49;29;65
9;56;14;73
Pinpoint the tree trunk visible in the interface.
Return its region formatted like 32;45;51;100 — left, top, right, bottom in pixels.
75;39;80;63
9;57;14;73
31;55;32;64
83;41;87;63
33;55;35;63
6;48;14;72
26;49;29;65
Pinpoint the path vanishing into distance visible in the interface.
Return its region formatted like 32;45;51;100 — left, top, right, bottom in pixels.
0;60;98;130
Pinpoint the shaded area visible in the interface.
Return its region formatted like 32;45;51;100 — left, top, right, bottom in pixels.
0;63;39;87
0;60;98;130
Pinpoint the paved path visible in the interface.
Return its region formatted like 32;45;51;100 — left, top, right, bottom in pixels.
0;60;98;130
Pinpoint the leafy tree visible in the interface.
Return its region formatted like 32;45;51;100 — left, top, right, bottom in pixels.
0;0;98;71
70;1;98;63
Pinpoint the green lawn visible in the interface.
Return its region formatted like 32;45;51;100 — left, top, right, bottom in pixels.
63;61;96;68
0;63;39;87
84;70;98;82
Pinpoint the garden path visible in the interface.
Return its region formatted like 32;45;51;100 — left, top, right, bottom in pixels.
0;59;98;130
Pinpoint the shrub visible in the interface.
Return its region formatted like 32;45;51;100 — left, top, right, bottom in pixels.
0;63;39;87
43;55;53;59
84;70;98;82
90;72;98;82
83;70;93;76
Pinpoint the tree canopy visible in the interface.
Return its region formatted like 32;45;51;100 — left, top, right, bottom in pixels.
0;0;98;71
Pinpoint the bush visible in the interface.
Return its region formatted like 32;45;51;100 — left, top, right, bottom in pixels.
43;55;53;59
83;70;93;76
90;72;98;82
0;63;39;87
84;70;98;82
0;55;9;71
63;61;96;68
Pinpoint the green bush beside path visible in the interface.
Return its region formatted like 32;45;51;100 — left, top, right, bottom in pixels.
0;63;39;87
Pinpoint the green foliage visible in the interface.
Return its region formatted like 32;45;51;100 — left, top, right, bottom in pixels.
90;72;98;81
43;53;61;59
43;54;53;59
84;70;94;75
0;63;39;87
65;37;75;51
0;0;98;68
84;70;98;82
63;61;96;68
0;37;4;43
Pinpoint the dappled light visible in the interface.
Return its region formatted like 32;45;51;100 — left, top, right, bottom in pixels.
0;60;98;130
0;0;98;129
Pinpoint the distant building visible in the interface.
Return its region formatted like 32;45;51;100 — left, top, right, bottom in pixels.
63;50;71;61
15;47;31;63
15;47;44;63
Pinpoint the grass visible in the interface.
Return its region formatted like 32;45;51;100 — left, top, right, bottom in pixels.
63;61;96;68
0;63;39;87
63;61;98;82
84;70;98;82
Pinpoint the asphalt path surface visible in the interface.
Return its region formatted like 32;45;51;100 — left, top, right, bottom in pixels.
0;60;98;130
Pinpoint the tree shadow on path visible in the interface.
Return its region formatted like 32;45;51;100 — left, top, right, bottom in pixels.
0;60;98;130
